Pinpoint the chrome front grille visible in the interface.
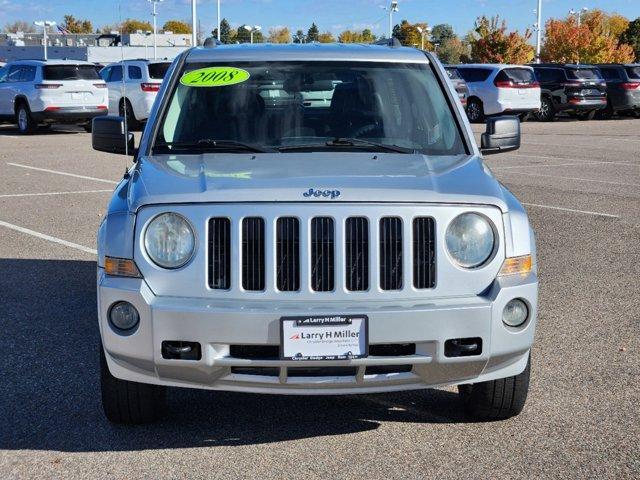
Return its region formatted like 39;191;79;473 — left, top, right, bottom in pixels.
207;213;436;294
345;217;369;292
276;217;300;292
310;217;335;292
208;217;231;289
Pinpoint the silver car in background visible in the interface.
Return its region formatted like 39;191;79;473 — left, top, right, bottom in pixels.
92;43;538;424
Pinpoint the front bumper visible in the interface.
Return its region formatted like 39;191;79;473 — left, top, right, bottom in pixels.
98;270;538;395
32;107;108;122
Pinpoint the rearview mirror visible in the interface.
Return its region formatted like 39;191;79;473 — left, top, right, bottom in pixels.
480;116;520;155
92;116;136;156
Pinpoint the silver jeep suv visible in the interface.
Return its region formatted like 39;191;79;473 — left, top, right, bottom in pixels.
92;43;537;424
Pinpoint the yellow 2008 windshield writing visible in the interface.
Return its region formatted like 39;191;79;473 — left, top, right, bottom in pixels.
180;67;250;87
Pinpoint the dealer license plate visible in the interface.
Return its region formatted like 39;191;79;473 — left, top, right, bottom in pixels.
280;315;368;361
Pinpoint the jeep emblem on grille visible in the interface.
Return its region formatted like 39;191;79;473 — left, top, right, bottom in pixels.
303;188;341;199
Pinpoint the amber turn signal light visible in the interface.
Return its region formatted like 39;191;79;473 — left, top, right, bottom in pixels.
499;255;532;276
105;257;142;278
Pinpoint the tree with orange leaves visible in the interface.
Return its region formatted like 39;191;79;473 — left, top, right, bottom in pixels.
542;10;635;63
469;16;534;64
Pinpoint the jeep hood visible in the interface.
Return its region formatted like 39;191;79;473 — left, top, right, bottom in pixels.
127;152;509;212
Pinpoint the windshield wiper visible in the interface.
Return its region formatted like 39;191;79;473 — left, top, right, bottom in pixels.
278;137;415;153
153;139;273;153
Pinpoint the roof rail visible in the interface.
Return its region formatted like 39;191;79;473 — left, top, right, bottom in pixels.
374;37;402;48
203;37;221;48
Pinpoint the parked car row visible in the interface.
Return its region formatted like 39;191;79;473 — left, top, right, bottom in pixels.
0;58;171;134
446;62;640;123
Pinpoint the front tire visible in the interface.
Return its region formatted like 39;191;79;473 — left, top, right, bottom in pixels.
458;354;531;421
466;98;485;123
100;346;167;424
15;103;37;135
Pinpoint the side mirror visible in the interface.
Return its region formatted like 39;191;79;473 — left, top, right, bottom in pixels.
480;116;520;155
92;116;136;156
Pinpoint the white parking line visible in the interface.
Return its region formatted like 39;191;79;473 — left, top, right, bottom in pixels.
0;220;97;255
7;163;118;185
498;171;640;187
0;189;112;198
522;203;619;218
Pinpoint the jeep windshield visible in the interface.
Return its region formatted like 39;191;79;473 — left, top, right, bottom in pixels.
153;61;467;156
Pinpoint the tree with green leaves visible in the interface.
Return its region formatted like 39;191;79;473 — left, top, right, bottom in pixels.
436;37;470;64
162;20;191;34
63;15;93;34
431;24;455;45
307;23;319;42
211;18;234;44
620;18;640;61
293;29;306;43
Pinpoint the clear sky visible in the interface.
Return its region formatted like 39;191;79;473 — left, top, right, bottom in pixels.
2;0;639;37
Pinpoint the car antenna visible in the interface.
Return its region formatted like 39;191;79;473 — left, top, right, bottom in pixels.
119;3;130;179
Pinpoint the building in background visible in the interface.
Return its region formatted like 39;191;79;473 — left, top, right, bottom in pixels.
0;32;191;63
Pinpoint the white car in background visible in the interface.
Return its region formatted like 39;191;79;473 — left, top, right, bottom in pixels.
456;64;540;122
0;59;108;134
100;59;172;129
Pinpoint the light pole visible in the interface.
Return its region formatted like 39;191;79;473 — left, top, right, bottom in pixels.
535;0;542;63
569;7;588;64
142;30;152;59
148;0;163;59
387;1;399;40
191;0;197;46
569;7;588;27
217;0;221;41
243;25;262;44
416;26;431;51
33;20;56;60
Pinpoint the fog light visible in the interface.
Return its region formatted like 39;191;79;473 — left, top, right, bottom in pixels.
108;301;140;331
502;299;529;328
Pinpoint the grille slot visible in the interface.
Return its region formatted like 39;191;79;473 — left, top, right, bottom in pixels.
413;217;436;289
379;217;403;290
345;217;369;291
208;218;231;289
242;217;265;291
311;217;335;292
276;217;300;291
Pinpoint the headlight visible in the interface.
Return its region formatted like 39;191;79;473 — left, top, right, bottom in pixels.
144;212;195;269
445;213;495;268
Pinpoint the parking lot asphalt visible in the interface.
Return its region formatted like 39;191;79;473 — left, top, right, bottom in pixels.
0;119;638;479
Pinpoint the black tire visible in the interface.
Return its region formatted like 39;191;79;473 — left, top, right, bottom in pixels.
577;109;597;121
15;103;37;135
458;354;531;421
118;98;141;131
595;102;613;120
100;346;167;424
466;98;485;123
535;96;555;122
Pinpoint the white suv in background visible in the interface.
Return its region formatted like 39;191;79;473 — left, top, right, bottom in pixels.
0;60;108;134
100;59;172;129
456;64;540;122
